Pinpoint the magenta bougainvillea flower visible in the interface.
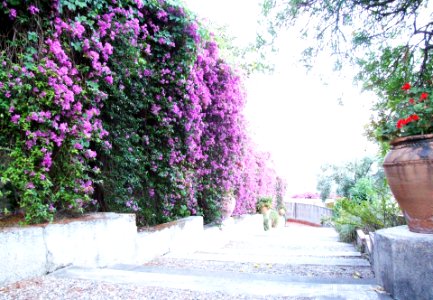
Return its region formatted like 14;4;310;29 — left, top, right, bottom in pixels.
0;0;284;224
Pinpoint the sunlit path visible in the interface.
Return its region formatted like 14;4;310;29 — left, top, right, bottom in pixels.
46;224;390;299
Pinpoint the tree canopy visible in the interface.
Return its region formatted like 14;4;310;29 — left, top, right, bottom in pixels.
263;0;431;80
262;0;433;144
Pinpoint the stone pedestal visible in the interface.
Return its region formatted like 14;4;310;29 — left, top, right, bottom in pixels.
374;226;433;300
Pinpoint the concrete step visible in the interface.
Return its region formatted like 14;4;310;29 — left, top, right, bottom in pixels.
224;240;358;251
51;266;391;299
143;257;375;280
164;251;371;267
195;247;363;258
111;264;376;284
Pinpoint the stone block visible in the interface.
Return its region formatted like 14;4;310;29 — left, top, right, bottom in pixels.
44;213;137;271
135;216;204;262
170;216;204;254
0;226;47;286
233;214;264;234
374;225;433;300
136;228;172;262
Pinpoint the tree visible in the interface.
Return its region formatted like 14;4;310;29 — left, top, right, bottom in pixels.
316;156;379;200
262;0;431;80
262;0;433;146
205;22;273;76
275;176;287;209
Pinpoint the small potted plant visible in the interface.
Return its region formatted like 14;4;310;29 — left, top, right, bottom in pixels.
277;206;285;216
373;83;433;233
256;197;273;214
256;197;273;231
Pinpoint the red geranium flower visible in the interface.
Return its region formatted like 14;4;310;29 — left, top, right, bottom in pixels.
410;114;420;121
397;119;407;129
420;92;428;101
409;98;415;104
401;83;411;91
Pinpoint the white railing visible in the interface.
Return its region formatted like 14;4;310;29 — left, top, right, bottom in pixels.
284;202;332;225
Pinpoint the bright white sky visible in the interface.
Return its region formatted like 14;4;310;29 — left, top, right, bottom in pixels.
184;0;378;196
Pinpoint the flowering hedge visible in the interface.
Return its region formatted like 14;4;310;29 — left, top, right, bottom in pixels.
0;0;284;225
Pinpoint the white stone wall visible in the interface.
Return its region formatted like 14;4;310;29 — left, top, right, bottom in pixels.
0;213;263;286
0;213;137;286
0;227;47;285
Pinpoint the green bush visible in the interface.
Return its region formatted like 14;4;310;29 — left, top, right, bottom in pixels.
332;196;404;242
263;213;270;231
269;209;279;228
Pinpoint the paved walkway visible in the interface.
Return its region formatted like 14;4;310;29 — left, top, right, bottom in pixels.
49;224;391;299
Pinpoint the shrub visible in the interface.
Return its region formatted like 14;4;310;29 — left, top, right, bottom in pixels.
269;209;279;228
332;196;404;242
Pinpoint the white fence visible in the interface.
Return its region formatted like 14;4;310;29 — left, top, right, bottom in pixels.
284;202;333;225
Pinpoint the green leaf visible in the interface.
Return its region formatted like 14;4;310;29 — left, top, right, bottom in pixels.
27;32;38;43
7;0;20;5
71;42;82;52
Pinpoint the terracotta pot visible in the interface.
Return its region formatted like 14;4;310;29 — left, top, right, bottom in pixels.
260;206;269;215
383;134;433;233
278;208;286;216
221;195;236;219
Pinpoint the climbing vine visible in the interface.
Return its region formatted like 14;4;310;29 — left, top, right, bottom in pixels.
0;0;284;225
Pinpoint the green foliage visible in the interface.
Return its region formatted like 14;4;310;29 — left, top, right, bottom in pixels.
0;0;200;224
0;0;285;225
206;23;273;76
316;156;376;200
332;189;404;243
269;209;279;228
349;177;376;203
262;209;280;231
317;155;404;242
93;1;201;226
274;176;286;210
257;196;279;231
261;0;433;148
263;212;270;231
367;82;433;143
256;196;273;213
261;0;429;79
316;177;332;202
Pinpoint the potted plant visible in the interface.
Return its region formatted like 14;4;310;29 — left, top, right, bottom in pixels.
277;205;286;216
377;83;433;233
256;197;273;214
256;197;273;231
220;189;236;220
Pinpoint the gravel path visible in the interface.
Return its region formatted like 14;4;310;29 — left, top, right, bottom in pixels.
0;277;312;300
145;257;374;279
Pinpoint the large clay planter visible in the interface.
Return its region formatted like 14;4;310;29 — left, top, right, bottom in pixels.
383;134;433;233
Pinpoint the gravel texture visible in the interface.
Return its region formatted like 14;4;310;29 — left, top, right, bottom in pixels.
144;257;374;279
0;277;312;300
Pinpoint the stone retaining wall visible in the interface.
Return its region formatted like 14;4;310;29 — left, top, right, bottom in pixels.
0;213;137;286
0;213;262;286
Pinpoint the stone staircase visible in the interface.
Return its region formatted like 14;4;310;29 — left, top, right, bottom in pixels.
51;224;392;299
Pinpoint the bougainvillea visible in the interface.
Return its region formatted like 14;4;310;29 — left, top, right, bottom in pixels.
291;192;321;199
0;0;285;225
